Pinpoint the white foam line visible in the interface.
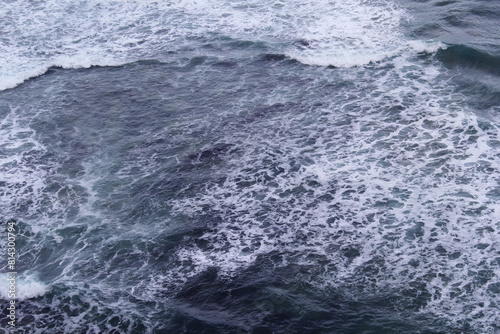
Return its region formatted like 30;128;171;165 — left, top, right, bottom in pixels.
1;0;413;90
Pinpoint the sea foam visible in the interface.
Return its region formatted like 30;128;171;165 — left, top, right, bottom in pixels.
0;273;49;300
0;0;408;90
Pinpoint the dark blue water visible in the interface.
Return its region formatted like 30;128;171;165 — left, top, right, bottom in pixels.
1;0;500;333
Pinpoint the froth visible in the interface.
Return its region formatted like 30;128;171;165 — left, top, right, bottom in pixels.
408;40;448;54
166;56;500;331
0;108;50;218
285;0;407;67
0;274;49;300
0;0;408;90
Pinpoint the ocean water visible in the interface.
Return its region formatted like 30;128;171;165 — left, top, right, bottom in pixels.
1;0;500;333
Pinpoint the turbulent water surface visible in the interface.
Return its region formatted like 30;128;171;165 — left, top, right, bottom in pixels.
1;0;500;333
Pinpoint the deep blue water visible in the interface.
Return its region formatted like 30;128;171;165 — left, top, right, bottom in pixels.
1;0;500;333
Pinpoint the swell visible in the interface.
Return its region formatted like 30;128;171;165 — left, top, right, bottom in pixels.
6;52;300;91
436;44;500;75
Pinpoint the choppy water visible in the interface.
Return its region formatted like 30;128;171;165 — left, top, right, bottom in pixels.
1;0;500;333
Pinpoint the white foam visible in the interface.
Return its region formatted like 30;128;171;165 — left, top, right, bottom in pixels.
408;40;448;54
0;273;49;300
166;54;500;331
284;0;407;67
0;0;409;90
4;0;500;331
0;108;51;218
